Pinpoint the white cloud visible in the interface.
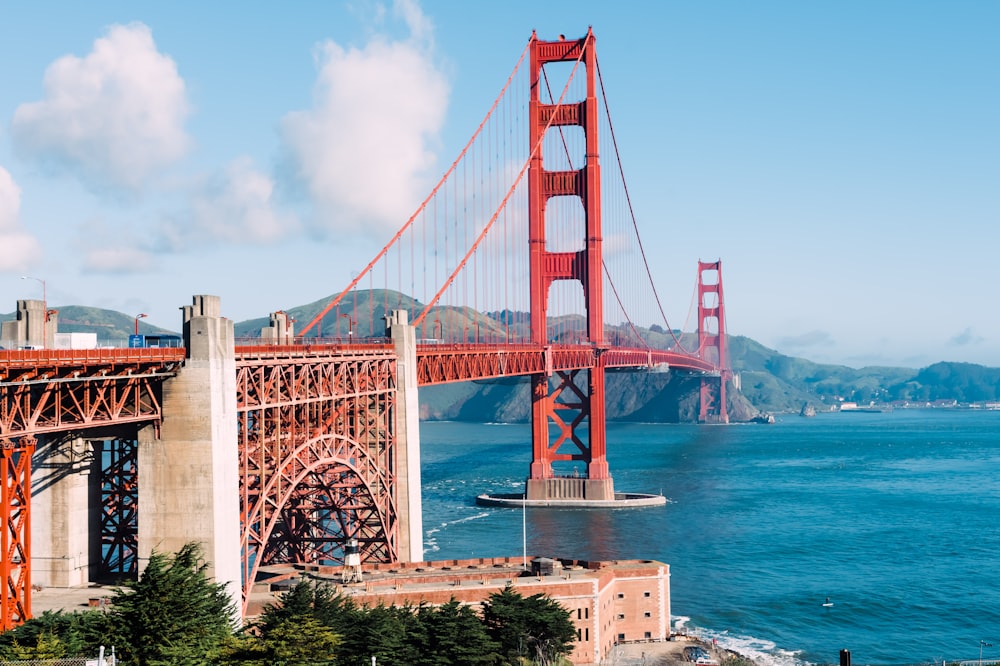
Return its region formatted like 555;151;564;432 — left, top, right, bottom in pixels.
82;244;157;274
280;0;449;236
74;215;156;274
11;22;191;192
0;167;43;271
149;158;299;253
190;158;299;244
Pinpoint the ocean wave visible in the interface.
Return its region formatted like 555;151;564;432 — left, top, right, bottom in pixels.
448;512;491;525
674;617;810;666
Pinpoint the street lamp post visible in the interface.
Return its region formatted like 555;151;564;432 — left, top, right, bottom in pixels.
981;640;992;666
134;313;148;336
340;313;353;341
20;275;47;348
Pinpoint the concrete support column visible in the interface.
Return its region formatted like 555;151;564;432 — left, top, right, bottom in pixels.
260;310;294;344
30;436;97;587
386;310;423;562
0;300;50;349
138;295;241;616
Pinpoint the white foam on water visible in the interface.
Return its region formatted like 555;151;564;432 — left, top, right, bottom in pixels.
673;617;811;666
448;512;491;525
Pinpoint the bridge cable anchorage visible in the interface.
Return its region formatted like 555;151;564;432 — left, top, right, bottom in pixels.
294;38;533;339
412;34;591;328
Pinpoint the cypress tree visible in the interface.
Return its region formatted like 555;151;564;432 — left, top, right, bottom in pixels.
107;542;237;665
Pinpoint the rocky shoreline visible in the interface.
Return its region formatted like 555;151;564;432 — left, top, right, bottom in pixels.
613;633;755;666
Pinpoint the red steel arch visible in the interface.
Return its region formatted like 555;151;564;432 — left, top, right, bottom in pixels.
235;347;398;615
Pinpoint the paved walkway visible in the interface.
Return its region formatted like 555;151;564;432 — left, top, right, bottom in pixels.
30;584;118;615
612;635;732;666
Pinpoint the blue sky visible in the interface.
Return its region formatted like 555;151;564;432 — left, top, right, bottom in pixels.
1;1;997;368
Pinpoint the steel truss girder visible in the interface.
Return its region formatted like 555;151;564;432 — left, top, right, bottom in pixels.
0;360;180;438
0;435;34;631
600;348;717;373
415;345;718;386
417;344;596;385
236;351;398;612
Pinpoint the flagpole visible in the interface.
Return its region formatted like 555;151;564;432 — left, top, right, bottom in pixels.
522;489;527;570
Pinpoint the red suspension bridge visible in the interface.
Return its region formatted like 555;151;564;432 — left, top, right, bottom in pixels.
0;29;730;628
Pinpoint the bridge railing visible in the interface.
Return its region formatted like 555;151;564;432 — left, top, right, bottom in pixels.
0;347;185;368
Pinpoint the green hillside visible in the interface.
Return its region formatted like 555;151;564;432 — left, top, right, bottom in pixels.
6;293;999;420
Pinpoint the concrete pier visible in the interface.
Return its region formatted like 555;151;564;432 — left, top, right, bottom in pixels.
30;436;100;587
0;299;57;349
387;309;424;562
137;295;242;614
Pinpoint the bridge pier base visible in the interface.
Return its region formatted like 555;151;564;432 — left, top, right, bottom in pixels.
525;477;614;502
387;309;423;563
30;436;99;588
137;295;242;618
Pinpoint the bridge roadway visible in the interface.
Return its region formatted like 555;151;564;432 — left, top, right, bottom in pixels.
0;342;714;415
0;304;716;627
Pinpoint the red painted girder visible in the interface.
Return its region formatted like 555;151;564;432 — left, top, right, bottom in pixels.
0;348;184;372
235;342;393;361
416;344;720;385
236;351;398;611
0;360;181;438
416;344;596;386
599;347;718;373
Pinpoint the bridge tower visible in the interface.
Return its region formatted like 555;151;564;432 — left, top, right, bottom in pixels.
526;30;613;501
697;260;730;423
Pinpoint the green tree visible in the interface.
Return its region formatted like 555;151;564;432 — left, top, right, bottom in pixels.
416;599;499;666
257;579;357;634
7;631;67;659
265;616;340;664
335;602;414;665
481;585;576;665
107;542;237;666
0;609;112;660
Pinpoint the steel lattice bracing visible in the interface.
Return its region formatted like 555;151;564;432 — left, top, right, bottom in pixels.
0;349;183;436
0;349;181;630
0;436;33;629
99;438;138;578
235;346;399;613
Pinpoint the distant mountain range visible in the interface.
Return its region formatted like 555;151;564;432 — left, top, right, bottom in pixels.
5;291;999;421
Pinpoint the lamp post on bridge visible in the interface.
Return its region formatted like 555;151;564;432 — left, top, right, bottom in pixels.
340;313;353;341
20;275;47;348
981;640;992;666
134;313;148;336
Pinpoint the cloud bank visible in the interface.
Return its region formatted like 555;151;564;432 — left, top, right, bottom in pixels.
11;23;191;192
281;0;449;236
0;167;42;271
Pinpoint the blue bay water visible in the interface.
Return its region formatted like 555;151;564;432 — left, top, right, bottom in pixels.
418;410;1000;666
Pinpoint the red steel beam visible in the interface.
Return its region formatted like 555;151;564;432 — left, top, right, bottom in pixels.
0;435;34;631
